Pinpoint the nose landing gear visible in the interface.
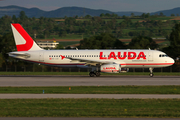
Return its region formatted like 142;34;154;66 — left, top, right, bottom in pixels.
149;68;154;77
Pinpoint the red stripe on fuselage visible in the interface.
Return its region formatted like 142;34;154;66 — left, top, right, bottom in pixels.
18;58;174;67
121;63;174;66
14;57;173;67
12;24;33;51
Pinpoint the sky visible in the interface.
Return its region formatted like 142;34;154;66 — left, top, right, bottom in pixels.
0;0;180;13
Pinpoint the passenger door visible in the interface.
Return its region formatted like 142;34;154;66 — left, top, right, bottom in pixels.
148;51;153;62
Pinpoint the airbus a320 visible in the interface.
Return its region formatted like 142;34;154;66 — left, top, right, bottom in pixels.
9;24;175;77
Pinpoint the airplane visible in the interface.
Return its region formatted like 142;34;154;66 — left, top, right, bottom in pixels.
8;23;175;77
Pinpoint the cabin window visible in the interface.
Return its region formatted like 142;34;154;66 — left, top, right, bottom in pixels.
49;55;51;57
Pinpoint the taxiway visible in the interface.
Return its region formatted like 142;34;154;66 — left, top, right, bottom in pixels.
0;75;179;86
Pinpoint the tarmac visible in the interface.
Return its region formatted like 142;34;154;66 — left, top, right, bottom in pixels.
0;75;180;86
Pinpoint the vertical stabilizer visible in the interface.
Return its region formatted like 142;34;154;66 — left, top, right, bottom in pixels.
11;23;43;51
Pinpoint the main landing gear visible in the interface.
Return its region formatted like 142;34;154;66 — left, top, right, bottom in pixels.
149;68;154;77
89;71;101;77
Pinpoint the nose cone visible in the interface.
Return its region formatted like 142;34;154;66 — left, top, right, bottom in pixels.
169;57;175;65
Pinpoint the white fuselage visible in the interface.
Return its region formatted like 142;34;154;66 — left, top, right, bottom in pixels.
9;49;175;69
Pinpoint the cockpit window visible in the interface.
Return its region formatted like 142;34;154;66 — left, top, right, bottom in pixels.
159;54;168;57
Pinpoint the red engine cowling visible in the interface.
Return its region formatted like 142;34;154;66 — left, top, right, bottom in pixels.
100;64;121;73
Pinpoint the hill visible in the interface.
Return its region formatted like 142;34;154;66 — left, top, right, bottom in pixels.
0;5;180;18
0;5;45;18
44;7;113;17
151;7;180;16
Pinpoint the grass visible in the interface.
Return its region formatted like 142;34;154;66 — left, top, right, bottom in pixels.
149;17;173;20
0;86;180;94
44;34;82;39
58;41;80;46
0;72;179;76
0;99;180;117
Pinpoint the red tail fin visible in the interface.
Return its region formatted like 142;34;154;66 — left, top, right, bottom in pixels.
11;23;43;51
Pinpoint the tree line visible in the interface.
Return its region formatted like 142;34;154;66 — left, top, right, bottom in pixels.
0;11;180;71
0;11;178;39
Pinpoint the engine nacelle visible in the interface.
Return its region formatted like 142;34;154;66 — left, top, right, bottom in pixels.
100;64;121;73
121;68;129;73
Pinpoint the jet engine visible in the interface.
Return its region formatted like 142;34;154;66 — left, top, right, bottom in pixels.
100;64;121;73
121;68;129;73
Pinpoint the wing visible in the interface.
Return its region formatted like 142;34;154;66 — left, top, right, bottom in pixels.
67;57;114;66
